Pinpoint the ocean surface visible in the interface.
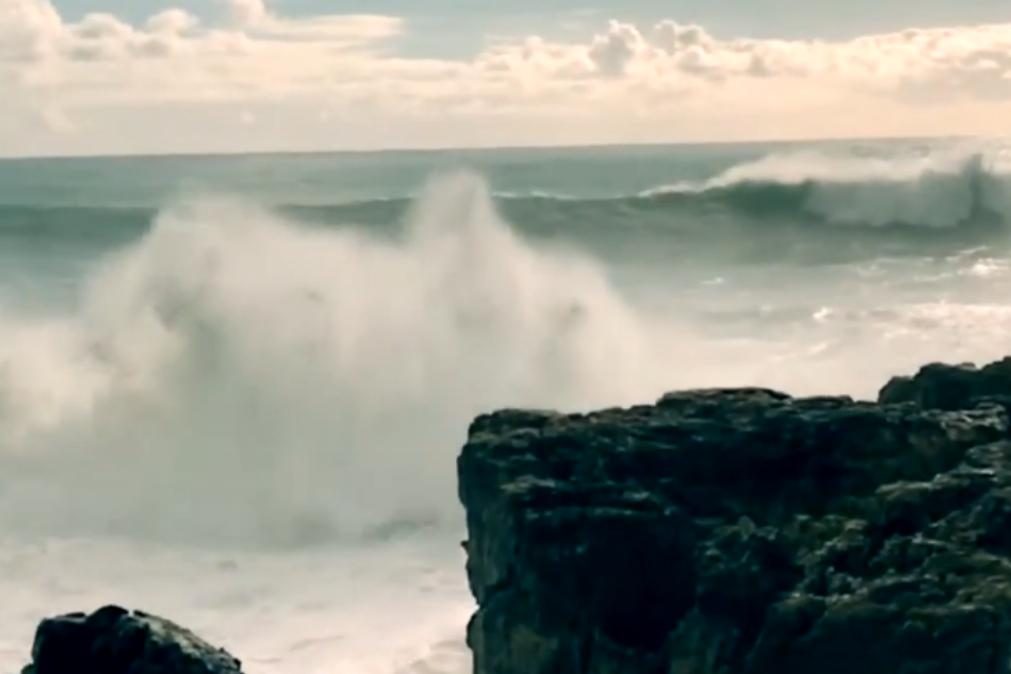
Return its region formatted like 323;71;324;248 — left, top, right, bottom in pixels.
1;138;1011;671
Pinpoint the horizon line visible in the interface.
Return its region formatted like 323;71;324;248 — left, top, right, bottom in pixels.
0;132;977;162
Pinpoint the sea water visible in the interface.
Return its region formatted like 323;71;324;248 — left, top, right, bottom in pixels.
1;138;1011;672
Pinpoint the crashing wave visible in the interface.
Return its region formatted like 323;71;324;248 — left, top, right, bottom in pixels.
0;173;673;545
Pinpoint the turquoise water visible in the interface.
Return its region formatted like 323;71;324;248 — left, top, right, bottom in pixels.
0;143;763;207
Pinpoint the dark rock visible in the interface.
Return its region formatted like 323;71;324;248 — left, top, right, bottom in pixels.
458;384;1011;674
879;357;1011;409
22;605;243;674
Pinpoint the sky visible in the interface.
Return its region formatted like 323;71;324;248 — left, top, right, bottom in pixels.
2;0;1011;157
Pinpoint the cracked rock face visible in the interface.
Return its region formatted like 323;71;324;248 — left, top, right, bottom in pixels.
22;605;243;674
458;366;1011;674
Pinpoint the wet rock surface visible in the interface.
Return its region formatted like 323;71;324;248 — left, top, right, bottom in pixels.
459;362;1011;674
22;605;243;674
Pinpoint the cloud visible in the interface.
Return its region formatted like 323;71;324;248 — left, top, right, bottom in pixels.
588;21;646;76
0;0;62;62
147;9;200;35
220;0;401;45
552;19;1011;95
1;0;1010;156
225;0;266;27
250;14;404;45
40;104;74;133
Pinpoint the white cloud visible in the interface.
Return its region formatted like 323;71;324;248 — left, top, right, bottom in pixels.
588;21;646;76
0;0;62;62
250;14;403;46
538;19;1011;94
220;0;400;45
1;0;1011;156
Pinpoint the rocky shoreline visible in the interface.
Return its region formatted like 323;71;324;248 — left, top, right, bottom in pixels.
21;357;1011;674
458;357;1011;674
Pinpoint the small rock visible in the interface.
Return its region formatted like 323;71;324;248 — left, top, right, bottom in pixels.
23;605;243;674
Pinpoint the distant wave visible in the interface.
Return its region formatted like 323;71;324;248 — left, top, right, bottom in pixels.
3;151;1010;254
290;152;1011;234
638;150;1011;229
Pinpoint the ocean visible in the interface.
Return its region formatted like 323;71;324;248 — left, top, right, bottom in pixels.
1;137;1010;672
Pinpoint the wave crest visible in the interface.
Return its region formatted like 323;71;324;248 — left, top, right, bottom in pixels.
642;149;1011;229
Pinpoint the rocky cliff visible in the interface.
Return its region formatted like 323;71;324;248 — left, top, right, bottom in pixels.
458;360;1011;674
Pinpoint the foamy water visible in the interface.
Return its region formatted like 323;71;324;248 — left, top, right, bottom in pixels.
0;534;473;674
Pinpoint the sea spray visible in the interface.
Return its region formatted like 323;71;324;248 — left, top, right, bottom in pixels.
0;173;669;544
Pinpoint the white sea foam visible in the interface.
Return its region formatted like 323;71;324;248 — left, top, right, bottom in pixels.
0;533;474;674
643;145;1011;228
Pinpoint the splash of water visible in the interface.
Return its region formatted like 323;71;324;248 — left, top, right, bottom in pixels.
0;173;669;544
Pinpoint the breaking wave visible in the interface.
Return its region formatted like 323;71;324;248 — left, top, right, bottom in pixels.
642;149;1011;229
